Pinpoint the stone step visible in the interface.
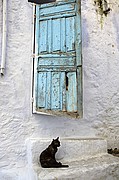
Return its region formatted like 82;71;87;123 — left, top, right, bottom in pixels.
26;137;107;166
1;155;119;180
25;138;119;180
36;154;119;180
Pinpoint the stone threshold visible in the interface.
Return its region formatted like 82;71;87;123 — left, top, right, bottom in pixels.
36;154;119;180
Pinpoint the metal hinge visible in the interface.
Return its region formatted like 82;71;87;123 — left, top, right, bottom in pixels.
31;97;34;103
32;54;35;58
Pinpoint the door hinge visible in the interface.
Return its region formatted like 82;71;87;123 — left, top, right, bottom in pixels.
32;54;35;58
31;97;34;103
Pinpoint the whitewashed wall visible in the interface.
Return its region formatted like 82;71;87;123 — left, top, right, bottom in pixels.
0;0;119;174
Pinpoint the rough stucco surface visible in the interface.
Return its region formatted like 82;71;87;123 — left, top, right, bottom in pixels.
0;0;119;174
82;0;119;148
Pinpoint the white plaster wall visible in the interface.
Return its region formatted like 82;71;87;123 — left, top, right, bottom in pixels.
0;0;119;173
82;0;119;147
0;1;2;63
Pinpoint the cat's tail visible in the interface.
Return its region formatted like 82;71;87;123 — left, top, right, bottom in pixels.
61;164;69;168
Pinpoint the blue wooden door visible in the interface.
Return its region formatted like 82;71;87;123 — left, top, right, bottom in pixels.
35;0;82;116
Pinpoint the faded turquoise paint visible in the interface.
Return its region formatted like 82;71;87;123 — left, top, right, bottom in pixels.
35;0;82;116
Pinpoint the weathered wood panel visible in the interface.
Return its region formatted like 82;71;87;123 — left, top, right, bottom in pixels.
66;72;77;112
35;0;82;116
37;72;46;107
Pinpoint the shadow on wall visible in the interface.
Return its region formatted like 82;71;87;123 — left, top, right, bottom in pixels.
82;17;90;48
31;113;96;138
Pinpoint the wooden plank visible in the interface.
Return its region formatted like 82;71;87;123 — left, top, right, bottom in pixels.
60;17;66;52
37;51;76;58
39;20;47;52
40;3;75;16
76;0;81;66
40;0;76;9
45;72;51;109
52;19;60;51
37;72;46;108
47;19;52;53
40;0;76;8
39;12;76;21
51;72;60;109
66;16;75;51
38;57;75;66
37;66;76;72
77;67;83;116
66;72;77;112
60;72;66;111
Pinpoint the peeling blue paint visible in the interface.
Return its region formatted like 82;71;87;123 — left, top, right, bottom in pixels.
35;0;82;116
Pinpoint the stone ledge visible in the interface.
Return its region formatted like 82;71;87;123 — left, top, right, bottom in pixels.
26;137;107;166
25;138;119;180
0;155;118;180
36;155;119;180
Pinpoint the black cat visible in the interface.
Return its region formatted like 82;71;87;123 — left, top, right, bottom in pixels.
39;137;69;168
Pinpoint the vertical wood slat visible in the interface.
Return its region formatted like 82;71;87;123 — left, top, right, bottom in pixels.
47;19;52;53
60;72;66;111
51;72;60;109
76;0;81;66
66;72;77;112
39;20;47;52
77;67;83;116
37;72;46;107
52;19;60;51
66;17;75;51
60;18;66;52
45;72;51;109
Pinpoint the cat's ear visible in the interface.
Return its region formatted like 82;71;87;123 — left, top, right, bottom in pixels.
57;137;59;140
